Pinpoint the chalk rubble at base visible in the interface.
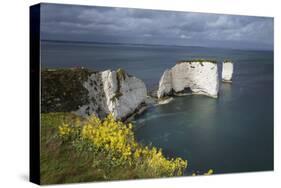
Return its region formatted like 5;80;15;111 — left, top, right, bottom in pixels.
157;97;174;105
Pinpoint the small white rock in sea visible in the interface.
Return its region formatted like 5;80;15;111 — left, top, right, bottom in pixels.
222;60;234;83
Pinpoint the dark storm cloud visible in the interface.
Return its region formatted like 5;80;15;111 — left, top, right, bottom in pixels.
41;3;273;50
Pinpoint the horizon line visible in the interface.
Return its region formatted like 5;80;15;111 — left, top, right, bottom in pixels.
41;39;273;52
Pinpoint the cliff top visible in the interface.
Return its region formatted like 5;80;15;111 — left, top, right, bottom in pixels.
176;59;217;64
223;60;234;63
41;67;95;113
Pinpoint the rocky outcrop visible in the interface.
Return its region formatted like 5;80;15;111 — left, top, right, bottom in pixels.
157;60;219;98
41;68;147;120
222;61;234;83
99;69;147;120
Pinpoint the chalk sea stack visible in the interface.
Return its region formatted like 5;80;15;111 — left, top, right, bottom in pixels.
41;68;147;120
157;60;219;99
222;60;234;83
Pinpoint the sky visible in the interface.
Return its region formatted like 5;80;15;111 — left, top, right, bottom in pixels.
40;3;274;51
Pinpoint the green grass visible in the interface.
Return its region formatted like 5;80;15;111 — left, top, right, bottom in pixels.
41;68;95;113
176;59;217;64
223;60;233;63
116;68;127;81
40;113;102;184
40;113;131;184
40;112;187;184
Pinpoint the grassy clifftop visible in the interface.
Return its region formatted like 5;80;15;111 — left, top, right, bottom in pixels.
176;59;217;64
41;68;95;113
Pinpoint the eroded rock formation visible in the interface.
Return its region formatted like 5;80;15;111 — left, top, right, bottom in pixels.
41;68;147;120
157;60;219;98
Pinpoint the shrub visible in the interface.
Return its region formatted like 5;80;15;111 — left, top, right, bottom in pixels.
58;114;187;178
192;169;214;176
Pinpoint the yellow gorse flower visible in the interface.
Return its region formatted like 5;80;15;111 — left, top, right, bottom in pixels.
58;113;188;177
204;169;214;175
58;123;71;136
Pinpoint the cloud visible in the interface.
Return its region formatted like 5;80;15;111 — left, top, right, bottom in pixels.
41;3;273;50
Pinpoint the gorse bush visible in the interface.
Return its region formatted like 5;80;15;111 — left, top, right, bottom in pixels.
41;113;211;184
58;114;187;178
192;169;214;176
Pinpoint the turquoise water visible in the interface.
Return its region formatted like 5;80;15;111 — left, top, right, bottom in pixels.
41;41;273;175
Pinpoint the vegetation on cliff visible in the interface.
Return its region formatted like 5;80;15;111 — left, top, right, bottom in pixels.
176;59;217;65
41;68;95;113
41;112;187;184
223;59;233;63
110;68;127;101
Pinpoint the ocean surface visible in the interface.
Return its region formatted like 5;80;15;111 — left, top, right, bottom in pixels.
41;40;274;175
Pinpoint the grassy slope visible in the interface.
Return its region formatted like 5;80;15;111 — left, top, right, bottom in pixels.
41;113;135;184
40;113;177;184
41;68;94;113
41;113;101;184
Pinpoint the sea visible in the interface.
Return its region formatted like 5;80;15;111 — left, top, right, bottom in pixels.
41;40;274;175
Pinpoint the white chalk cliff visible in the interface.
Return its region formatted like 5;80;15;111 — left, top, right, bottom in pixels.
157;60;219;98
75;69;147;120
222;61;234;82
